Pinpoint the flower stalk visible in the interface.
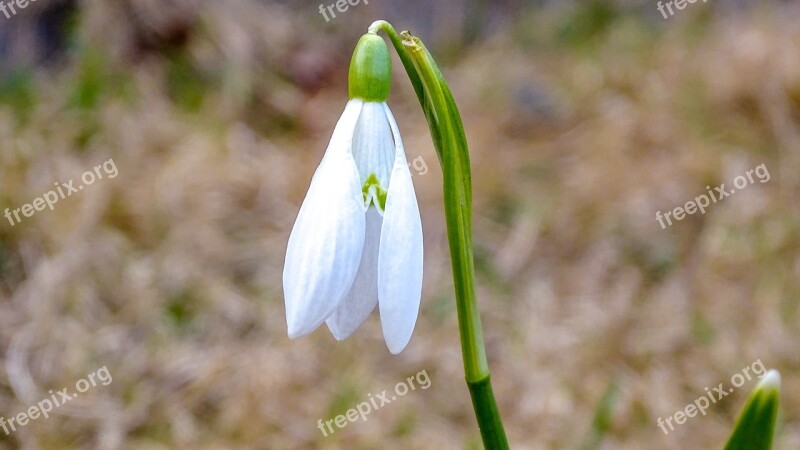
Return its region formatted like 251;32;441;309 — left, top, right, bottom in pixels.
369;20;509;449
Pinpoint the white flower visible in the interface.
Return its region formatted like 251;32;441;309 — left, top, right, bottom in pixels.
283;98;423;354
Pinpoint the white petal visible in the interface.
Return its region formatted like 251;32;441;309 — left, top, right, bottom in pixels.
324;99;364;158
351;102;395;188
283;100;366;339
378;104;424;354
325;207;382;340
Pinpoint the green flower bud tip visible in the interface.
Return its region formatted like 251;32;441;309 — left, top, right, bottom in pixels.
349;33;391;102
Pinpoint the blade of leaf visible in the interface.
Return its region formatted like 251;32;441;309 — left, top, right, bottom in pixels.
724;370;781;450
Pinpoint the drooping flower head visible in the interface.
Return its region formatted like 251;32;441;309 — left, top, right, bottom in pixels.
283;33;423;354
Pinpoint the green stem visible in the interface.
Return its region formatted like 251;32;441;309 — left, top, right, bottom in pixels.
370;20;509;449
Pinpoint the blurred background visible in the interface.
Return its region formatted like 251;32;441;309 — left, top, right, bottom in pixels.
0;0;798;448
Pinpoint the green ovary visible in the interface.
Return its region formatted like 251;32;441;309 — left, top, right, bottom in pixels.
362;173;387;211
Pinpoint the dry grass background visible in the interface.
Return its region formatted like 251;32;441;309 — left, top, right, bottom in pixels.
0;0;798;449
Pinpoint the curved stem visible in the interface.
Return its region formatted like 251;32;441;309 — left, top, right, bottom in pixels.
370;20;509;449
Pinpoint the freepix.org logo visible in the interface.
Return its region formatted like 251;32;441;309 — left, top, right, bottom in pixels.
0;0;37;21
317;369;431;437
656;0;710;20
656;163;769;230
4;158;118;227
657;359;767;435
318;0;368;22
0;367;112;436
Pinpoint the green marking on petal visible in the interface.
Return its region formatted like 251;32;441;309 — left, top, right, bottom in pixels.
362;173;387;212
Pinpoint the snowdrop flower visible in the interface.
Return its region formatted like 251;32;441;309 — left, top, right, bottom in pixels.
283;33;423;354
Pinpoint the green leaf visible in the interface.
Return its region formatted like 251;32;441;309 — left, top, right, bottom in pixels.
580;380;620;450
724;370;781;450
